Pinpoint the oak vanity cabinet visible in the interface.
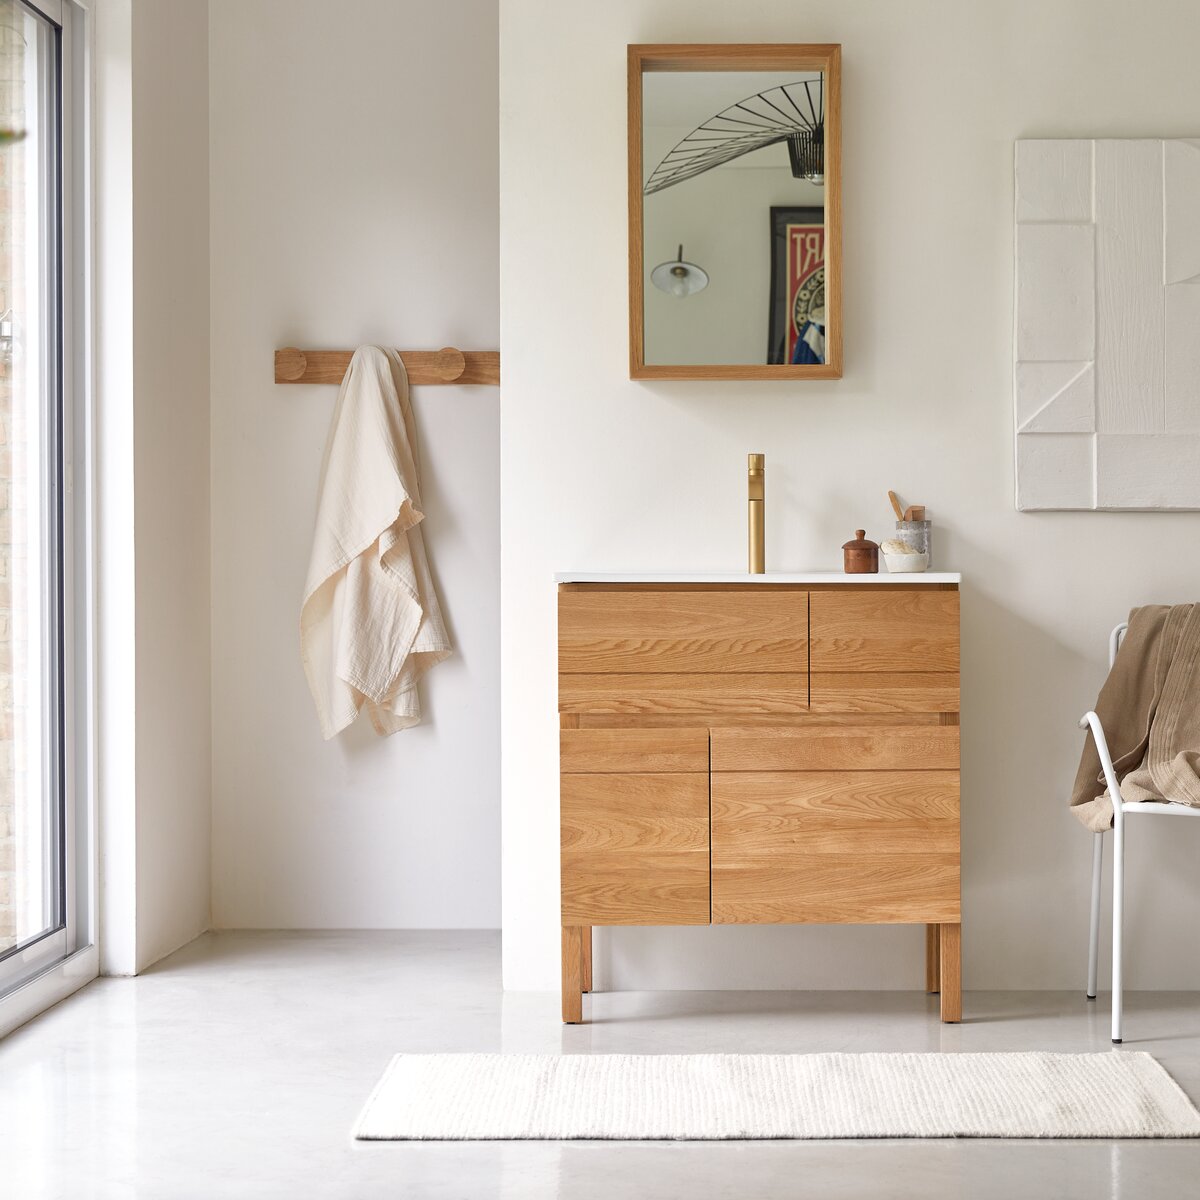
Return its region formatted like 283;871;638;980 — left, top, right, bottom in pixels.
558;580;961;1024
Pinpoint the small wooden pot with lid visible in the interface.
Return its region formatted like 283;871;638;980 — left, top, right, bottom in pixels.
842;529;880;574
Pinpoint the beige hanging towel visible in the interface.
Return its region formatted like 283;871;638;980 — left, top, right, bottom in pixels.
301;346;450;738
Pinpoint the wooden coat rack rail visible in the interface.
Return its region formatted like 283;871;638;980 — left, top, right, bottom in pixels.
275;346;500;386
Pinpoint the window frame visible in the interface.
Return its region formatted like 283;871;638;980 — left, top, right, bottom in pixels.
0;0;95;1025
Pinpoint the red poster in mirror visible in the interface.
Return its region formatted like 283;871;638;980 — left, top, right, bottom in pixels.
786;225;825;361
768;207;825;365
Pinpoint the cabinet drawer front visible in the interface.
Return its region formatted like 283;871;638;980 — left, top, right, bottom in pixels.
561;772;710;924
710;726;959;771
810;590;959;673
712;857;960;924
712;771;959;854
560;728;708;773
559;588;809;673
561;773;709;850
712;772;960;924
560;673;809;714
561;852;710;925
810;672;959;713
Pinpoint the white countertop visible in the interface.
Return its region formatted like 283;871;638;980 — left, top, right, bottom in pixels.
555;570;961;584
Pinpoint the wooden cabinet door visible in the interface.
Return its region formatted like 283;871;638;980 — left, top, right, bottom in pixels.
710;727;960;925
711;770;960;924
560;728;710;925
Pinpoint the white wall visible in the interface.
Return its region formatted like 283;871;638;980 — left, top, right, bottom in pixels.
500;0;1200;992
97;0;212;974
208;0;500;929
130;0;212;970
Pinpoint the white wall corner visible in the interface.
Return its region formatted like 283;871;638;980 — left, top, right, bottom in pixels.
95;0;213;974
95;0;137;976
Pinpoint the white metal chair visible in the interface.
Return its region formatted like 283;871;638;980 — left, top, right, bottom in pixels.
1082;621;1200;1043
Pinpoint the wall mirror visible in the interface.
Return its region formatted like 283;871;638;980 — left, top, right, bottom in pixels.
629;44;841;380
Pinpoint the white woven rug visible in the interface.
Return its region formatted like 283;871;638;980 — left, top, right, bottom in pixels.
354;1052;1200;1140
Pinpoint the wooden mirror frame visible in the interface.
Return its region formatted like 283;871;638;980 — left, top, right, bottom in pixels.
628;44;842;381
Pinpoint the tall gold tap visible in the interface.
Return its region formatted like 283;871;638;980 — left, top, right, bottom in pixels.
748;453;765;574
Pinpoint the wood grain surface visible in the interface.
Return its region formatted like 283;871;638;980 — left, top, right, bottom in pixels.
809;672;960;713
713;856;960;924
560;728;709;773
559;589;809;674
574;712;944;729
560;673;810;715
711;771;959;923
561;926;584;1023
710;726;960;772
712;771;960;851
939;922;962;1022
810;591;960;672
561;851;710;925
561;769;710;925
561;773;709;851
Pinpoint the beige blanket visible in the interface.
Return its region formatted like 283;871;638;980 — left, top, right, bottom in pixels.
1070;604;1200;831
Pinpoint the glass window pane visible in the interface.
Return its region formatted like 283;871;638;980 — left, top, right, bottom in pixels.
0;0;62;959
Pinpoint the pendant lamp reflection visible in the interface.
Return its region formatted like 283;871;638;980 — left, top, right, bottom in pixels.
650;245;709;298
644;78;825;195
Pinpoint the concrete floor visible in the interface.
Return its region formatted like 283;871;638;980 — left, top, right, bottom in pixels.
2;932;1200;1198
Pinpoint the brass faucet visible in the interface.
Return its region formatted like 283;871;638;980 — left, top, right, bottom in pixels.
747;453;765;574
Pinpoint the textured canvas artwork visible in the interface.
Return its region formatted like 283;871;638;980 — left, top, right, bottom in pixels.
1014;139;1200;510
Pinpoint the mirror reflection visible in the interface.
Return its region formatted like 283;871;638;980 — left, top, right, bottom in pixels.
641;69;830;369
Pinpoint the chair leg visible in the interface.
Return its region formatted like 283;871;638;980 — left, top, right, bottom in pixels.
1087;831;1104;1000
1111;821;1124;1044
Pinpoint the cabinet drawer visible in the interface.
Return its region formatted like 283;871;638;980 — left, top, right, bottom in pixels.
560;673;809;714
561;772;710;925
559;587;808;673
710;725;959;772
561;773;709;850
561;853;711;925
713;771;959;923
712;857;960;924
712;771;959;853
560;728;708;773
810;590;959;673
809;672;959;713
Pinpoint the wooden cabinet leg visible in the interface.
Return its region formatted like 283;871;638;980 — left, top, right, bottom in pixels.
562;926;584;1024
925;924;941;994
581;926;592;993
939;922;961;1023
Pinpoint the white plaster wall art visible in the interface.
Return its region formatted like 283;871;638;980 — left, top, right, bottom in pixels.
1014;138;1200;510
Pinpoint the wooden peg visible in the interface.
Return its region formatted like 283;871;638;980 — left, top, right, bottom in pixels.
276;346;308;382
418;347;466;382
